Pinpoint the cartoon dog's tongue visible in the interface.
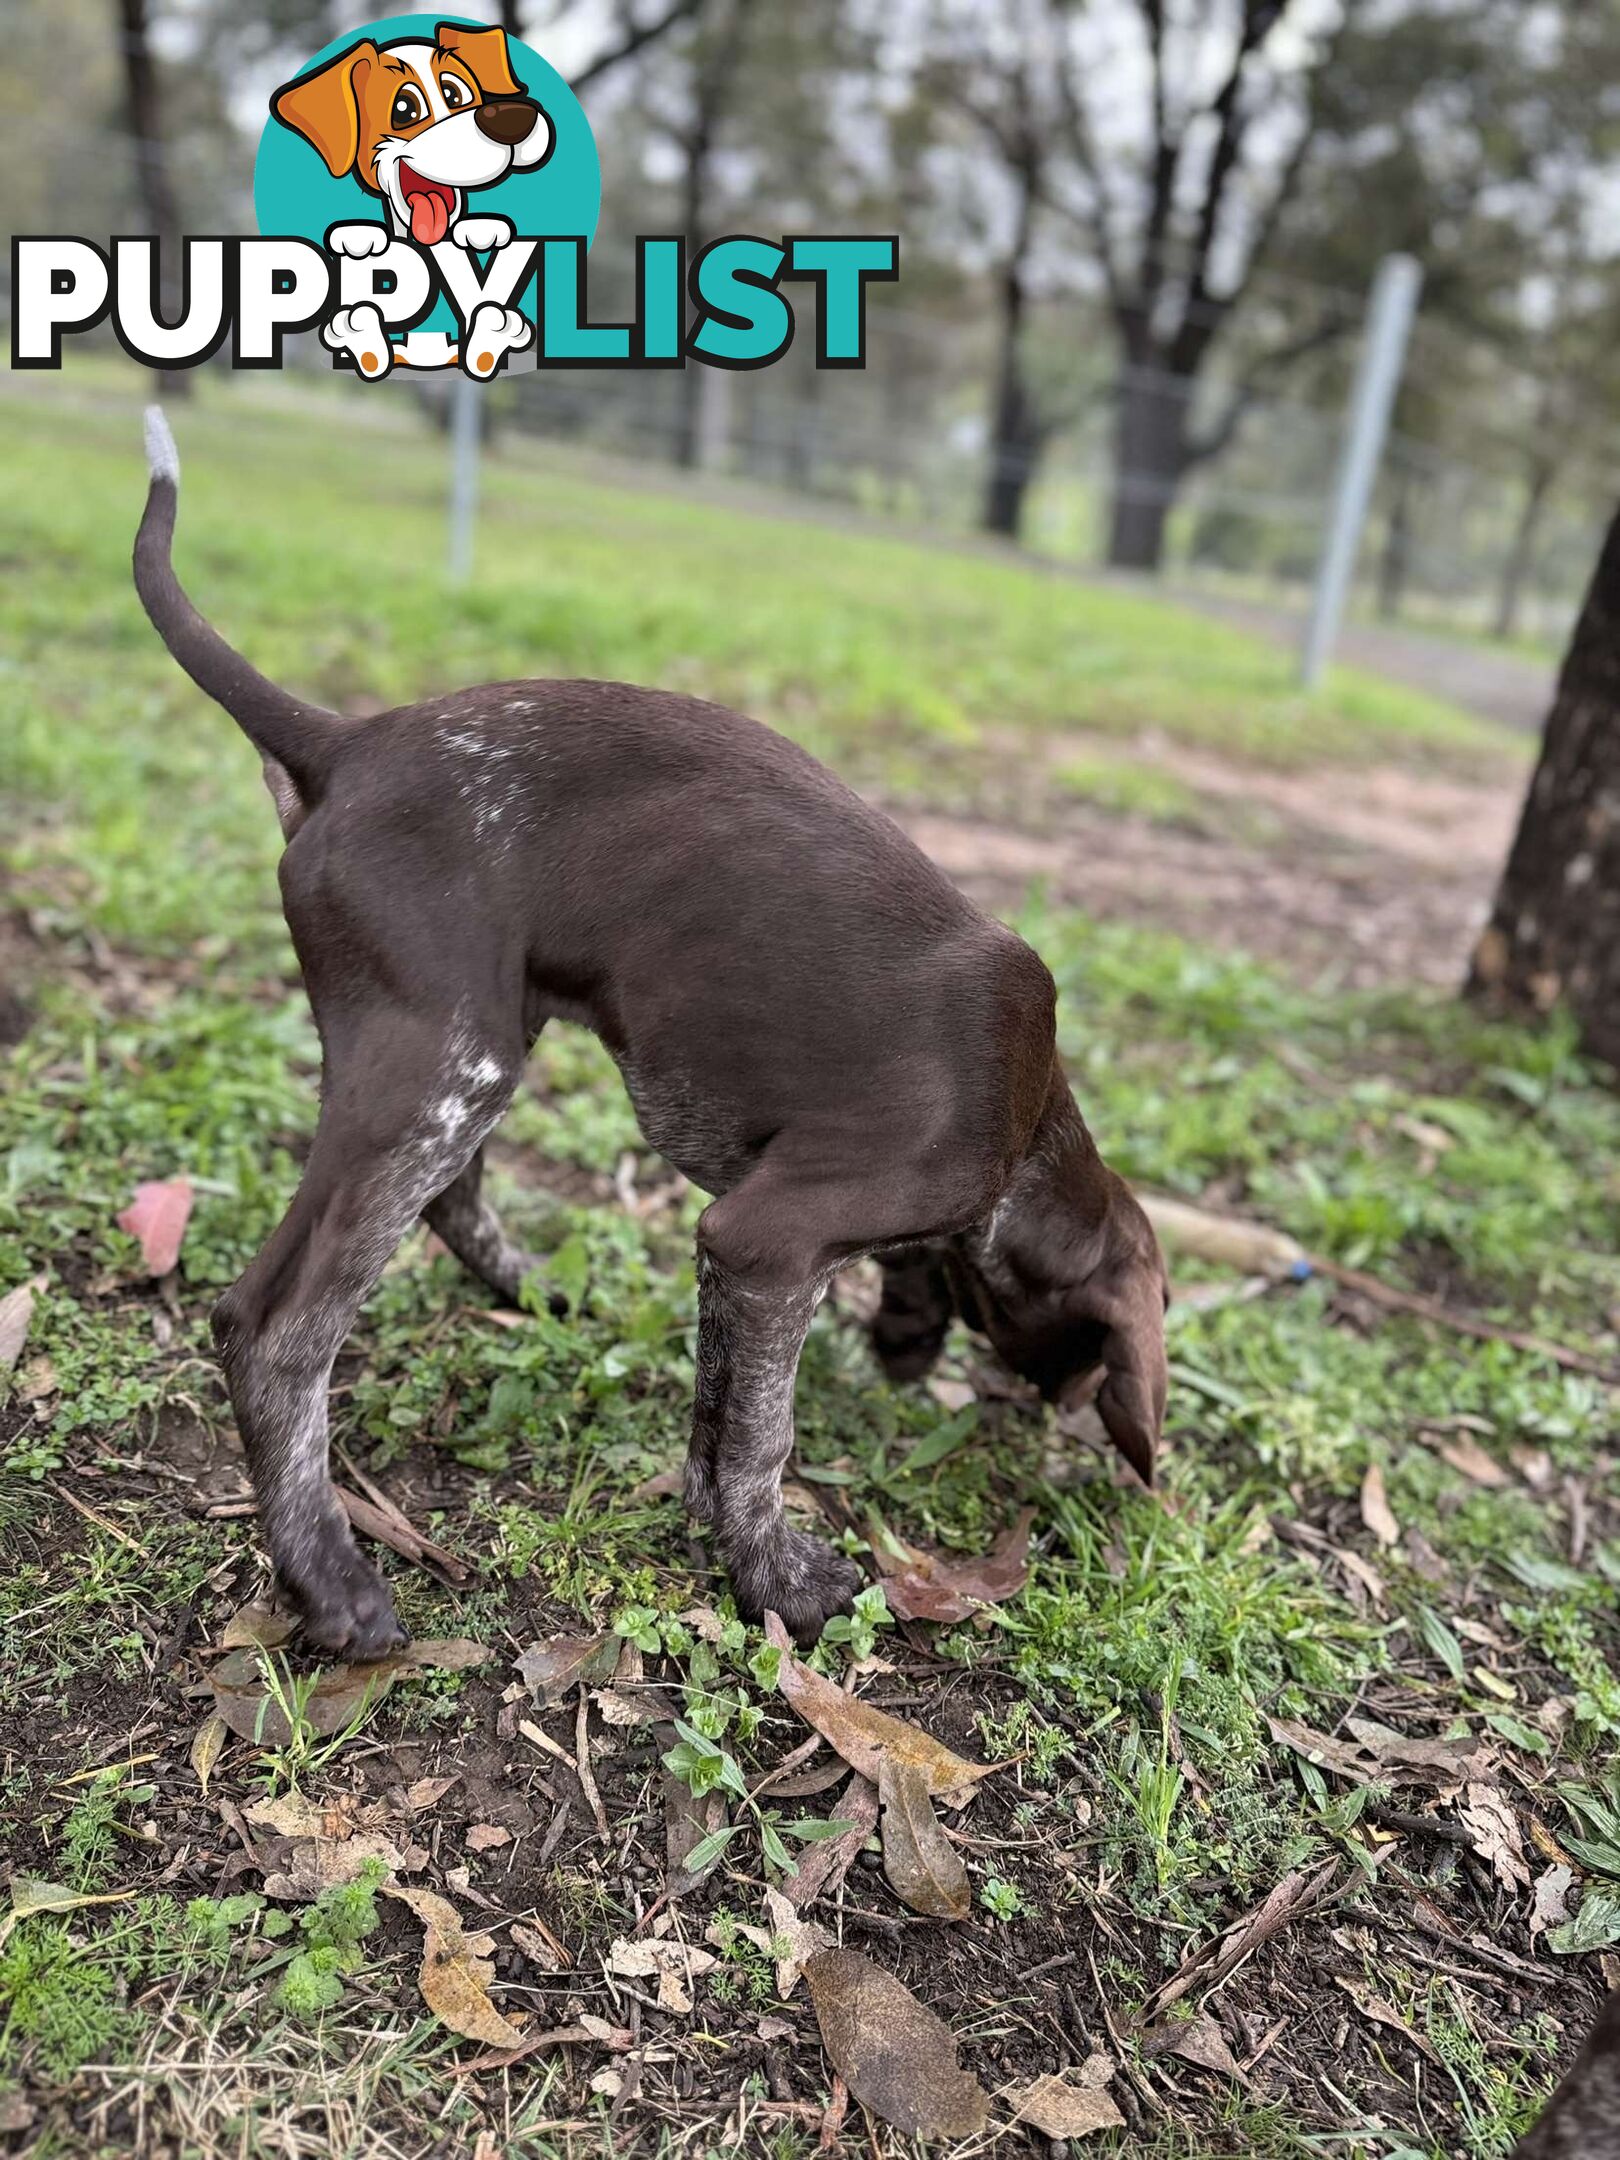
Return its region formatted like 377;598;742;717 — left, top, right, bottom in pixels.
409;188;450;245
401;169;453;246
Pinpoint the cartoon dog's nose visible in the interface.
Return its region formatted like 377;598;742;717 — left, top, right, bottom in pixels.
476;98;541;145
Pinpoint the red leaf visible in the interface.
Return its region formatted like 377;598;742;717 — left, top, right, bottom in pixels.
116;1178;194;1277
877;1508;1035;1623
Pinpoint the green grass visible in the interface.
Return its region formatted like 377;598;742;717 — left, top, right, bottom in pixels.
0;366;1613;2160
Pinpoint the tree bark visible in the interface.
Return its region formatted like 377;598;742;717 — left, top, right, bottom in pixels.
672;0;750;470
1377;467;1413;622
1494;459;1554;643
116;0;190;398
1106;331;1192;570
980;155;1048;541
497;0;523;37
1467;498;1620;1068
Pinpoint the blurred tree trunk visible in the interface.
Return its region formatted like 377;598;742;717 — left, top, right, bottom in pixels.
1494;458;1554;642
1106;316;1194;569
673;0;751;469
116;0;189;399
1468;498;1620;1067
982;156;1044;539
1377;468;1413;622
498;0;523;36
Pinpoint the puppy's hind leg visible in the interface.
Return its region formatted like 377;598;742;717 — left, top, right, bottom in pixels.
423;1144;558;1310
213;1007;519;1656
871;1248;954;1381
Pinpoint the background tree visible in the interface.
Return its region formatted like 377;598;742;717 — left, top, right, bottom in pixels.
1468;501;1620;1068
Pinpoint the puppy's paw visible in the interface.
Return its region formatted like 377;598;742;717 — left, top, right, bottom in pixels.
327;221;391;259
462;303;532;378
284;1542;407;1662
322;303;393;379
729;1528;862;1649
450;215;514;252
683;1453;718;1525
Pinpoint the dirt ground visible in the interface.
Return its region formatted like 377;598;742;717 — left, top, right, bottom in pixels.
901;735;1522;990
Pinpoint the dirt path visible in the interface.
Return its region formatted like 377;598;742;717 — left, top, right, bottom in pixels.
897;741;1522;988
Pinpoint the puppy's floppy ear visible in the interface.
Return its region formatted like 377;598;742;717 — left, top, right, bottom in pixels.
271;40;379;178
1060;1176;1168;1488
436;22;525;98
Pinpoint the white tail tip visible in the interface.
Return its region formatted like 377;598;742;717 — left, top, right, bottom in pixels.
144;404;179;485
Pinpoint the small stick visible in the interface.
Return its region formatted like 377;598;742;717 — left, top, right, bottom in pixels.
575;1693;610;1839
1311;1256;1618;1384
48;1480;149;1556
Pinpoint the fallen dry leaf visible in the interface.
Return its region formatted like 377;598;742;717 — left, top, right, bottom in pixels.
515;1631;619;1706
466;1823;510;1853
511;1919;570;1971
1268;1715;1475;1792
1435;1435;1508;1488
1459;1780;1531;1891
261;1831;407;1903
403;1775;459;1813
607;1934;717;2014
188;1714;228;1796
0;1278;41;1380
1147;2012;1247;2081
1530;1863;1577;1941
764;1613;995;1809
1333;1975;1443;2064
709;1889;833;1999
805;1948;989;2141
209;1649;398;1743
1004;2059;1123;2138
218;1604;295;1652
1360;1462;1400;1548
388;1885;523;2048
878;1756;970;1920
116;1177;193;1277
0;1879;135;1954
337;1485;468;1585
776;1774;878;1910
877;1508;1035;1624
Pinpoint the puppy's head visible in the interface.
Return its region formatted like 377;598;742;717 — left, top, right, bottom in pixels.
960;1161;1169;1487
272;25;552;245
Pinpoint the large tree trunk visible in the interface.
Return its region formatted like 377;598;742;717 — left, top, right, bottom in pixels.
117;0;189;398
1106;336;1191;571
1494;459;1554;643
1468;499;1620;1066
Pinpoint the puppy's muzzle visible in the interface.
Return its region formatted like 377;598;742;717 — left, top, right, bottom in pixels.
476;98;541;145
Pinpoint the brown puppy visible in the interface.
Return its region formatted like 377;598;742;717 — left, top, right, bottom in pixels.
133;410;1169;1654
1511;1986;1620;2157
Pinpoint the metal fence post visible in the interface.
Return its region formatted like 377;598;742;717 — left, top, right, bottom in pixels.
1300;253;1423;688
448;372;480;585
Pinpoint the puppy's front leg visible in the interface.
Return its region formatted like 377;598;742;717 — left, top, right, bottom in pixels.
687;1211;861;1646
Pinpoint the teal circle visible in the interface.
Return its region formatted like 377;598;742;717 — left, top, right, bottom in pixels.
252;13;599;345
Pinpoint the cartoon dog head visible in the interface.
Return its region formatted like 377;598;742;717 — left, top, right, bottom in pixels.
272;23;553;246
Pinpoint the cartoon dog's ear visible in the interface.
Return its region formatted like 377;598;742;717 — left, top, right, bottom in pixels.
436;22;525;98
271;40;379;178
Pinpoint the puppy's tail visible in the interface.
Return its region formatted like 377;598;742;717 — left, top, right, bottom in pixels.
133;407;339;817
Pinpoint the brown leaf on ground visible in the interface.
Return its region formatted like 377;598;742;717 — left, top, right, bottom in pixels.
1146;2012;1248;2081
804;1948;989;2141
208;1649;398;1743
1268;1714;1476;1792
1359;1462;1400;1548
466;1824;510;1852
878;1757;970;1920
402;1776;459;1813
607;1935;717;2014
188;1715;228;1795
402;1639;488;1672
1434;1434;1508;1488
1003;2061;1123;2138
708;1889;832;1998
776;1774;879;1910
0;1880;135;1955
218;1603;295;1651
1148;1859;1341;2016
1530;1863;1577;1940
0;1278;42;1380
764;1613;996;1808
876;1508;1035;1623
511;1918;571;1971
514;1631;620;1706
1458;1780;1531;1890
261;1831;407;1902
661;1758;728;1894
116;1177;193;1277
387;1885;523;2048
1333;1976;1444;2064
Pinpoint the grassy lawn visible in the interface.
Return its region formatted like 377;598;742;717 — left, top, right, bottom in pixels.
1;368;1616;2159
